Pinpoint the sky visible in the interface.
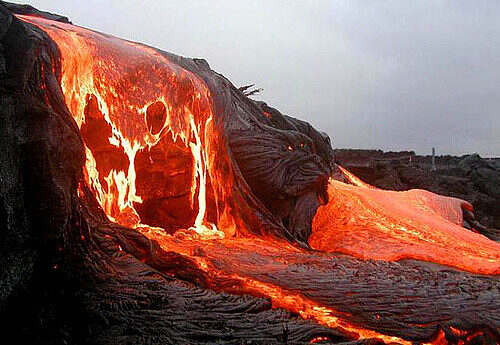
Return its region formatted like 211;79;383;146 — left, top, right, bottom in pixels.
12;0;500;156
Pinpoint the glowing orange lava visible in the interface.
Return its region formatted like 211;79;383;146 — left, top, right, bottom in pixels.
19;14;499;344
311;174;500;275
19;14;228;238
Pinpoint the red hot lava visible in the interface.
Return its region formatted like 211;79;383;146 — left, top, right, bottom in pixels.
19;14;500;345
312;168;499;275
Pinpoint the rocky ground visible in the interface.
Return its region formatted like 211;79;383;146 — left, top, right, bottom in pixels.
335;149;500;231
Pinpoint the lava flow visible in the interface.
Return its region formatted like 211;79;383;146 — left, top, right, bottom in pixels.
18;14;235;239
311;174;500;275
19;14;499;344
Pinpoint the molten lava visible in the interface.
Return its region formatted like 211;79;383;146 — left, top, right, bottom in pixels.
311;178;500;275
19;14;499;344
19;14;231;239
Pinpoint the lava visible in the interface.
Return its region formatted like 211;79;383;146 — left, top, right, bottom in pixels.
19;14;226;238
311;177;500;275
18;14;499;344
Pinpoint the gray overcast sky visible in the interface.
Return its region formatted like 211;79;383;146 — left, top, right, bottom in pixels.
12;0;500;156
